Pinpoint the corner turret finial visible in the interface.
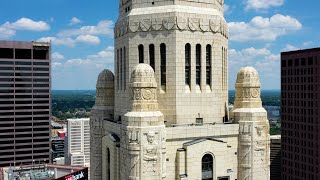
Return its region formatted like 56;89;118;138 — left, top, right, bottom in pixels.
234;66;262;109
130;64;158;112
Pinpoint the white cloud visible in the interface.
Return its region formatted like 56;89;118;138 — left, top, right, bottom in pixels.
87;46;114;59
58;20;114;37
69;17;82;25
3;18;50;31
52;62;62;68
0;18;50;39
282;44;299;52
52;52;65;60
0;27;16;38
303;41;313;47
229;47;280;89
75;35;101;45
229;14;302;42
245;0;284;10
37;37;76;47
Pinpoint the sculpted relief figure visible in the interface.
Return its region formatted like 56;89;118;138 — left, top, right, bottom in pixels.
143;132;158;173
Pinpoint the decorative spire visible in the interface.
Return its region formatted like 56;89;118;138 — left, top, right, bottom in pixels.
234;66;262;109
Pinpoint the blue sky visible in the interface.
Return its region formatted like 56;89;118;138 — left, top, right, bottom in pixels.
0;0;319;90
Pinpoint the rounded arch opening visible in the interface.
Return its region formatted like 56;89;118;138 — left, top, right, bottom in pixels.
202;153;214;180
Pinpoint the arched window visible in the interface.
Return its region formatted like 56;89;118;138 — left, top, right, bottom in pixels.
202;154;213;180
206;45;212;86
107;148;110;180
196;44;201;86
123;47;126;90
117;49;120;90
138;44;144;63
149;44;155;71
185;44;191;86
160;43;166;87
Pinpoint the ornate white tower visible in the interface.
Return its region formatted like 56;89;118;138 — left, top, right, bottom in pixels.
90;70;114;180
114;0;229;126
120;64;166;180
233;67;270;180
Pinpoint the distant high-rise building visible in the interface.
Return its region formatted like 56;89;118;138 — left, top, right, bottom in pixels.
270;135;281;180
0;40;51;167
65;118;90;167
281;48;320;179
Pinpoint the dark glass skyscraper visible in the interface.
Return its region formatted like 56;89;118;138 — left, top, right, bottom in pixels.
0;40;51;167
281;48;320;180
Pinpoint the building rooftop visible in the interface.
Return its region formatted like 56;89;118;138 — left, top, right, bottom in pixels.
281;47;320;55
0;164;88;180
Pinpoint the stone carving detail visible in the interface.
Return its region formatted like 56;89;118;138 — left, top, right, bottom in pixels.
142;89;155;100
143;132;158;174
236;88;260;99
240;123;251;135
132;88;142;100
132;88;156;101
255;126;265;136
128;130;140;144
115;16;228;38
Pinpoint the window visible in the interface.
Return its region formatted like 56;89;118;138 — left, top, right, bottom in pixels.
202;154;213;180
185;44;191;86
138;44;144;63
0;48;13;59
281;60;287;67
196;44;201;86
15;49;31;59
160;43;166;87
149;44;155;71
107;148;110;180
120;48;123;90
117;49;120;90
124;47;127;90
206;45;212;86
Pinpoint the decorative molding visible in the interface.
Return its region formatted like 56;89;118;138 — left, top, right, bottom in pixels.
115;16;228;38
132;88;156;101
236;88;260;99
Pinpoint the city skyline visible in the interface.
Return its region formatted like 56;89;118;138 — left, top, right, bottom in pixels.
0;0;319;90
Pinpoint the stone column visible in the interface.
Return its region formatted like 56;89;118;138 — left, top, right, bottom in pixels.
121;64;166;180
233;67;270;180
90;70;114;180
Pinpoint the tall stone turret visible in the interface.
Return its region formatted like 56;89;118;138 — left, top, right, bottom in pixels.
90;69;114;180
233;67;270;180
120;64;166;180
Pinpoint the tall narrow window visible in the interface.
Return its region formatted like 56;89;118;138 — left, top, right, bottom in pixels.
149;44;155;71
123;47;126;90
222;47;224;89
138;44;144;63
107;148;110;180
117;49;120;90
160;43;166;87
224;48;227;89
185;44;191;86
206;45;212;86
202;154;213;180
120;48;123;90
196;44;201;86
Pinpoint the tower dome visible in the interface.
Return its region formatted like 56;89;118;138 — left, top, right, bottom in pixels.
130;64;158;112
234;66;262;109
130;63;156;84
94;69;114;108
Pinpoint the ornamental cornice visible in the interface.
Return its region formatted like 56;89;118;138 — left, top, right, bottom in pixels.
114;16;228;38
